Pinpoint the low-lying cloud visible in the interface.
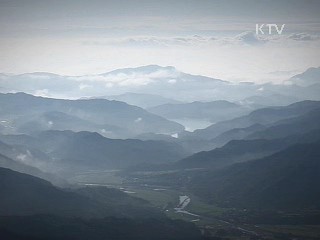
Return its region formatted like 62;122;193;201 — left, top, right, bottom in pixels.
82;32;320;48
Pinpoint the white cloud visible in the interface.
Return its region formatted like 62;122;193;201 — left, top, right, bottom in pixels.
257;87;264;91
168;79;177;84
68;68;180;88
105;82;114;88
81;31;320;49
16;154;27;162
79;83;92;90
286;33;320;41
134;117;142;123
21;74;53;80
232;31;266;45
34;89;49;97
1;31;320;86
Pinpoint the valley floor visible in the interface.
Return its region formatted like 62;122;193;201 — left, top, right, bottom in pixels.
72;169;320;240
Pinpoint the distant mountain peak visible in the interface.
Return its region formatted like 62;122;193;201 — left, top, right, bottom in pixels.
286;66;320;86
17;72;61;78
101;65;177;76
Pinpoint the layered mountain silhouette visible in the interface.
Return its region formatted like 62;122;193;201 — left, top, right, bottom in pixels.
104;92;182;108
0;130;188;172
1;65;320;239
190;142;320;211
177;129;320;170
286;67;320;87
210;123;265;148
0;92;184;138
187;100;320;140
1;66;320;103
148;100;250;123
246;108;320;140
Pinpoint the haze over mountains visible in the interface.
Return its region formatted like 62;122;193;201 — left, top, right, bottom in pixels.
1;65;320;135
1;0;320;238
1;65;320;239
0;130;188;174
1;65;320;104
104;92;182;108
187;100;320;140
148;100;250;123
0;92;184;138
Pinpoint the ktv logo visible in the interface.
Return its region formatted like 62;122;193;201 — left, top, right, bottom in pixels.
256;24;285;35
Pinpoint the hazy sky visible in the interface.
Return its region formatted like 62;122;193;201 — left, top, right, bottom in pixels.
1;0;320;83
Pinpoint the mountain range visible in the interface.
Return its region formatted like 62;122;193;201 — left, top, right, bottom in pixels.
0;130;188;176
0;92;184;138
1;65;320;104
1;65;320;239
187;100;320;141
190;141;320;211
104;92;182;108
148;100;250;123
177;129;320;170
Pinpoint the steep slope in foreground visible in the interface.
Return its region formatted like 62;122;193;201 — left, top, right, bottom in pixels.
0;167;201;240
0;167;159;219
0;215;201;240
190;142;320;211
0;167;104;217
0;151;65;186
